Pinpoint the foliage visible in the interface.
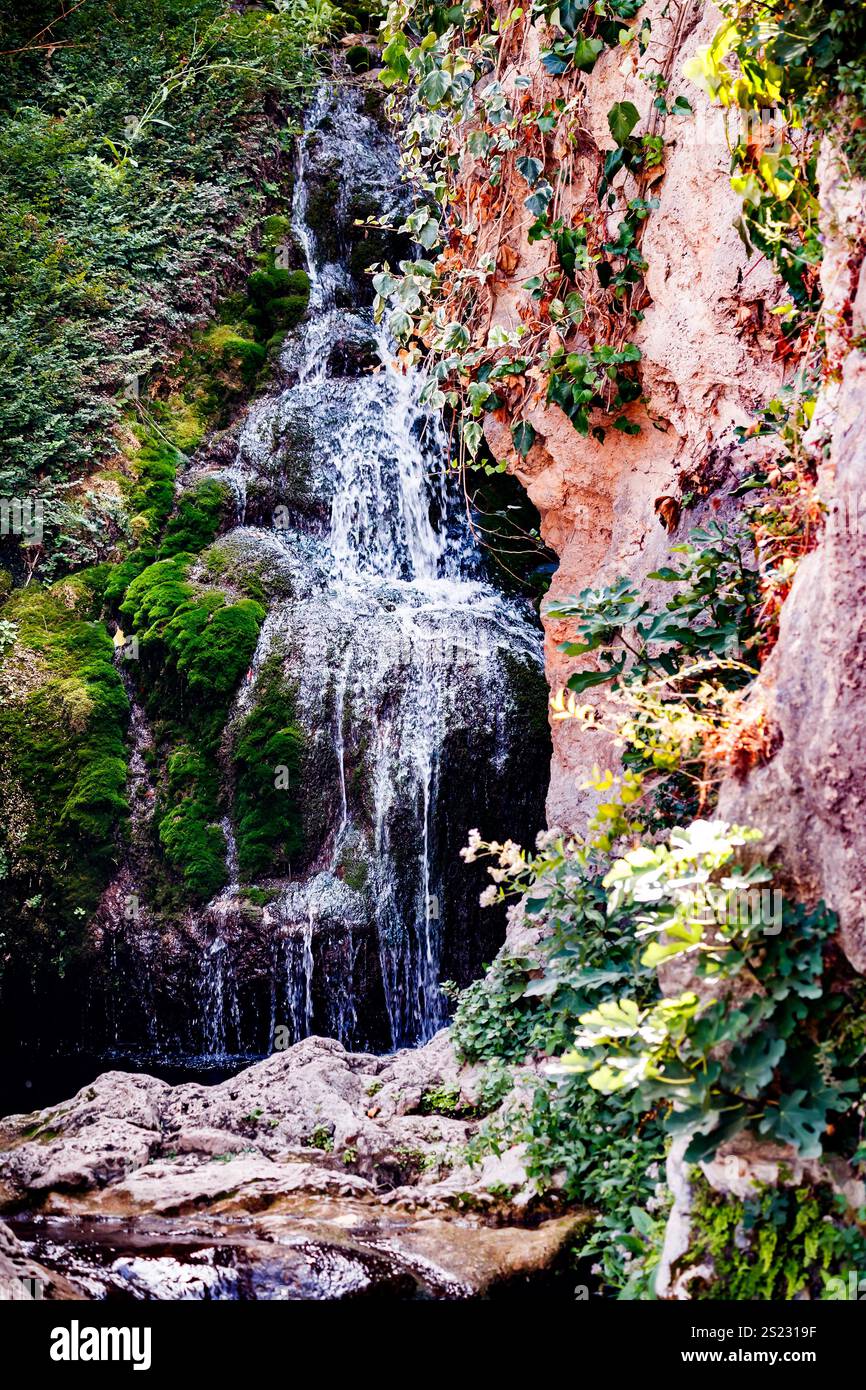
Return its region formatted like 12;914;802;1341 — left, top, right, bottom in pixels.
0;0;318;578
453;824;666;1294
684;1176;866;1301
0;578;129;971
374;0;679;470
557;823;859;1165
546;525;767;833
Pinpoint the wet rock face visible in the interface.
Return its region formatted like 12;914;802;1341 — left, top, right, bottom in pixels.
79;81;550;1066
300;85;412;300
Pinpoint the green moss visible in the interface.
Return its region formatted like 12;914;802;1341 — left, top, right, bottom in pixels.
346;44;373;72
234;653;304;880
158;800;226;900
238;886;279;907
246;267;310;340
159;481;230;559
268;294;310;332
202;326;267;387
121;556;265;701
118;556;265;900
262;214;292;245
127;435;183;543
337;843;369;891
0;585;129;967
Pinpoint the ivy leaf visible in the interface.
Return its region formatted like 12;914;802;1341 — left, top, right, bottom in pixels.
467;380;493;416
557;0;588;36
524;181;554;217
388;308;413;339
467;129;492;156
607;101;641;145
462;419;483;457
541;46;572;76
419;68;452;107
381;35;410;83
516;155;543;187
572;36;604;71
511;420;536;457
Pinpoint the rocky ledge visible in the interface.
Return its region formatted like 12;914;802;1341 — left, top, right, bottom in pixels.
0;1034;590;1299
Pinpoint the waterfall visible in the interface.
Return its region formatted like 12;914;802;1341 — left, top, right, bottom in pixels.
107;83;548;1065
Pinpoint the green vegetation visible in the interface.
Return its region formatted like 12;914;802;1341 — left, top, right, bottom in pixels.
0;575;129;972
233;654;304;881
451;521;865;1294
0;0;328;951
119;555;265;898
685;1177;866;1301
0;0;317;578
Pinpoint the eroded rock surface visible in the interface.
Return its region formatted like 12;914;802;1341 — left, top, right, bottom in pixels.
479;0;783;827
0;1034;588;1299
719;151;866;971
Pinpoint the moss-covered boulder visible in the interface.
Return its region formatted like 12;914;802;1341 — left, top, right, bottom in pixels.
346;44;373;73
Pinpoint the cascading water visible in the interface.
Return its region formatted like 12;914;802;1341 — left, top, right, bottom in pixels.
102;82;549;1067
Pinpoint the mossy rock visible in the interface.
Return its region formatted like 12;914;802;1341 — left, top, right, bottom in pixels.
233;653;304;880
262;214;292;246
348;227;393;282
246;268;310;340
0;584;130;961
269;294;310;332
362;85;387;120
341;0;386;27
304;170;343;264
346;44;373;73
203;327;267;389
159;480;231;559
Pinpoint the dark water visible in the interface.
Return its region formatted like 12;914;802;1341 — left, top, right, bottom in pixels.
0;1051;260;1118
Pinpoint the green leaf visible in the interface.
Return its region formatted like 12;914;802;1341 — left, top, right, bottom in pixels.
511;420;536;457
462;419;483;457
731;1032;786;1098
419;68;452;107
516;155;543;187
682;1108;749;1163
524;181;554;217
573;36;604;72
607;101;640;146
760;1090;827;1158
567;661;624;694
